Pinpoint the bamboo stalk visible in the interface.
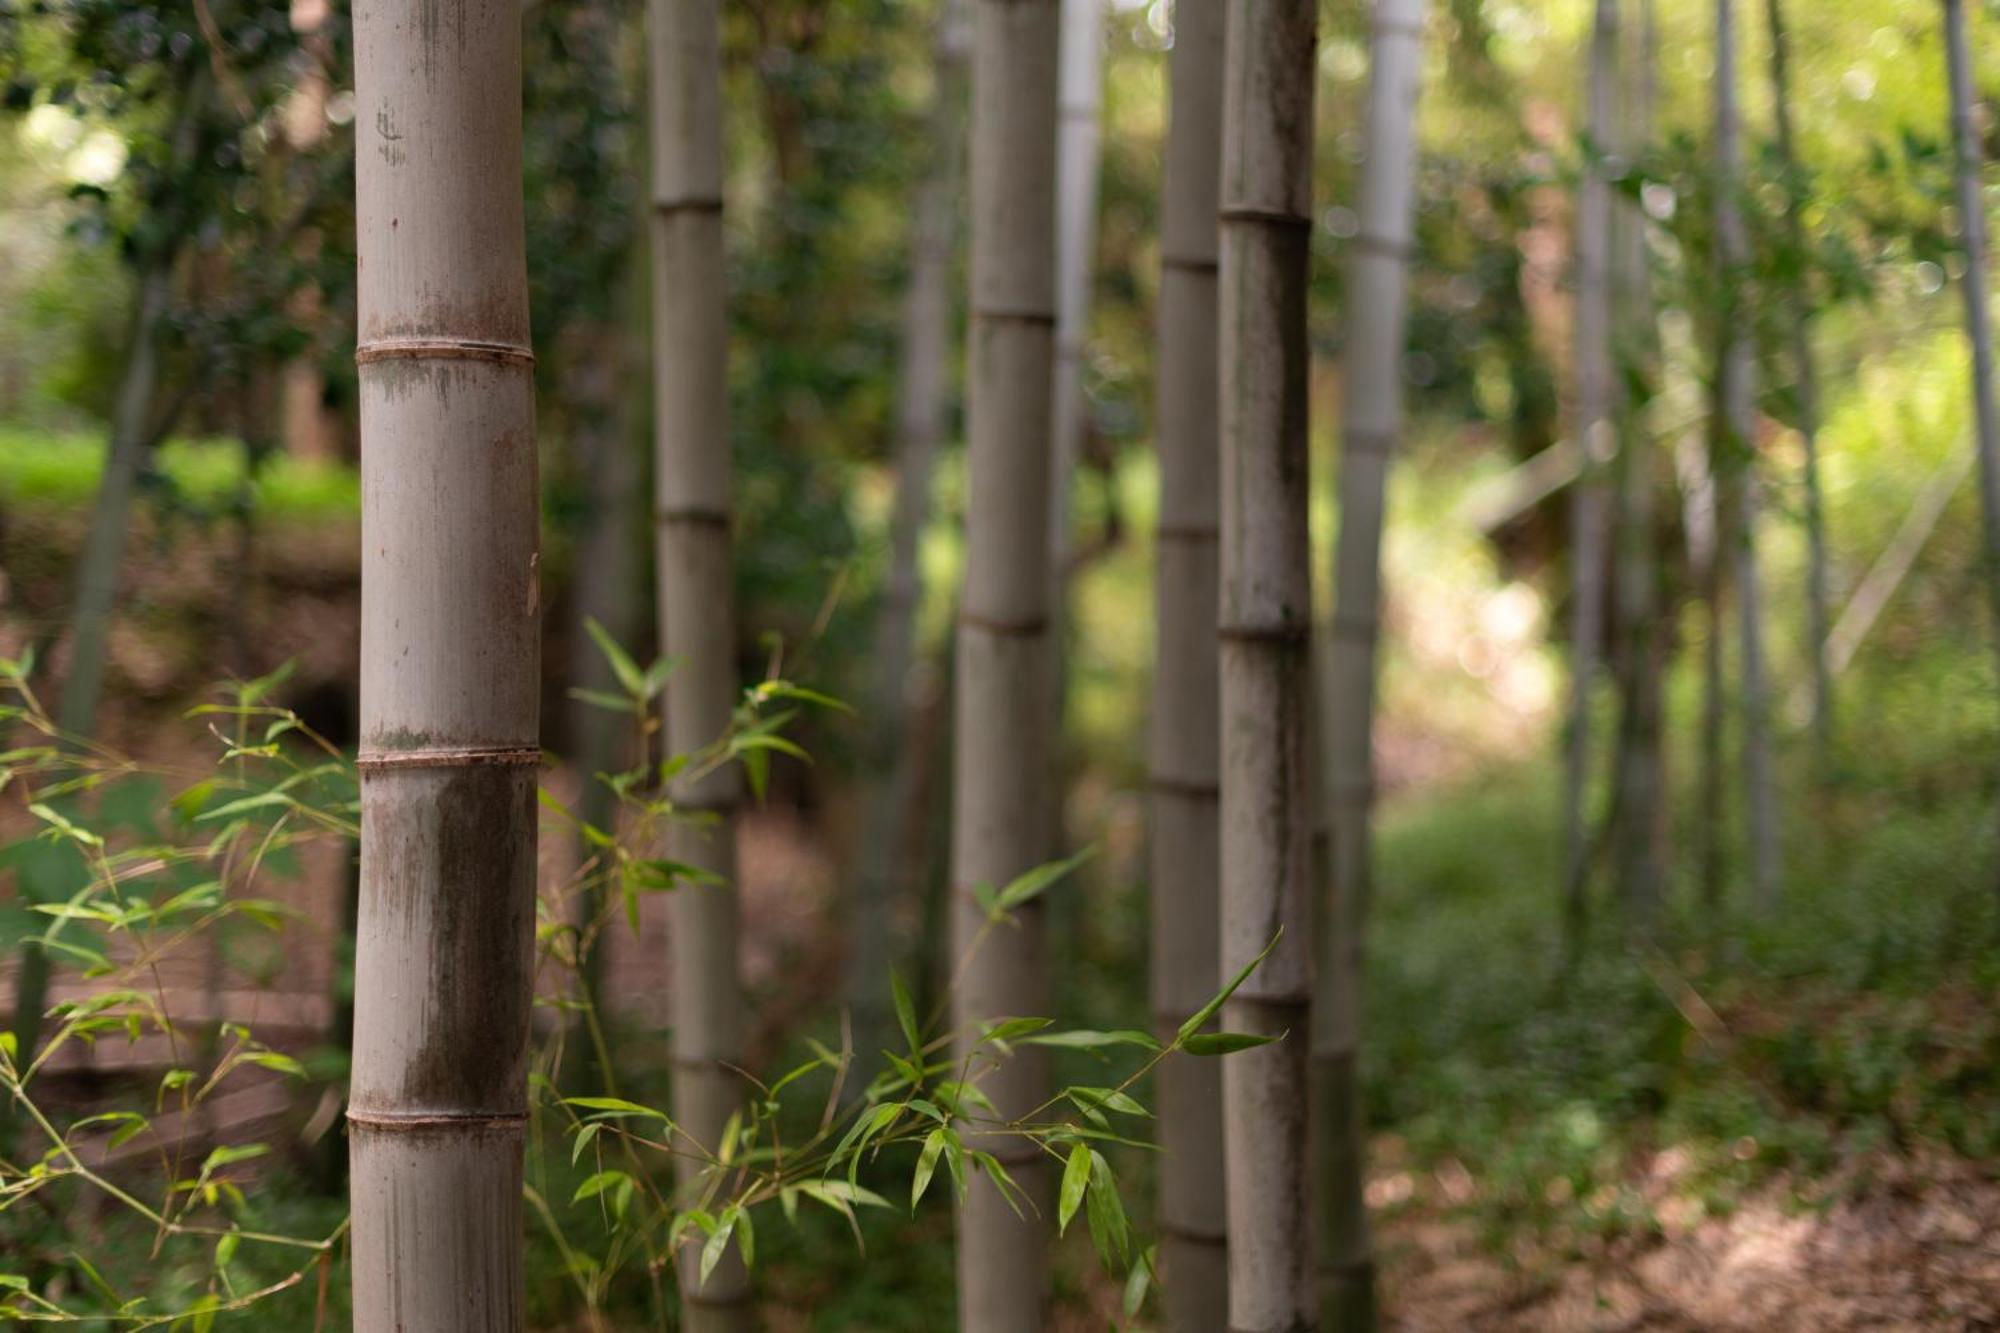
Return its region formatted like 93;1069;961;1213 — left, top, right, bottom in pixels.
1610;0;1666;922
1044;0;1105;855
1763;0;1833;763
849;0;973;1079
1316;6;1424;1327
1149;1;1226;1327
1944;0;2000;904
1219;3;1318;1329
1563;0;1619;939
347;0;540;1322
952;2;1061;1327
1713;0;1779;911
648;0;749;1323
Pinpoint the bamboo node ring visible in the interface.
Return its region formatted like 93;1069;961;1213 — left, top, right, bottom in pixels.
355;338;535;368
345;1109;527;1130
356;745;543;771
1218;206;1313;230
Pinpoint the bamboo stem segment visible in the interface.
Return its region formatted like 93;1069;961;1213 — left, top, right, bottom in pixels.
952;2;1061;1329
348;0;540;1324
1316;4;1424;1329
1714;0;1780;910
1219;3;1318;1329
1150;1;1227;1327
1563;0;1619;936
648;0;749;1324
1943;0;2000;903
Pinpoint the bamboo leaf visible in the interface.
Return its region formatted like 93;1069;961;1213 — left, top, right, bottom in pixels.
992;846;1094;917
1057;1142;1090;1236
562;1095;673;1126
1182;1031;1280;1056
911;1128;947;1210
699;1207;738;1285
891;970;921;1057
571;1170;629;1205
583;617;646;699
1176;929;1282;1047
1123;1245;1156;1317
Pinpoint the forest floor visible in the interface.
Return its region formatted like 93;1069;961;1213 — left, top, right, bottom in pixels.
1378;1151;2000;1331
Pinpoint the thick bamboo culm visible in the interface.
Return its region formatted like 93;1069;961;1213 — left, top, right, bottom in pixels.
648;0;749;1324
1563;0;1618;936
1317;5;1425;1328
1713;0;1781;910
347;0;540;1325
951;1;1061;1329
1218;2;1319;1330
1148;0;1226;1328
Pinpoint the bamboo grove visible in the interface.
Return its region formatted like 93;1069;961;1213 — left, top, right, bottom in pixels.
2;0;1999;1329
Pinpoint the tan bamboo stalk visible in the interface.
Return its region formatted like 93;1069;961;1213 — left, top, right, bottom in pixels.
951;2;1060;1328
1714;0;1779;910
1219;2;1317;1329
1563;0;1618;938
1763;0;1832;763
1316;4;1423;1326
346;0;540;1323
1046;0;1104;715
849;0;973;1075
1610;0;1665;920
1944;0;2000;771
649;0;749;1323
1148;0;1226;1326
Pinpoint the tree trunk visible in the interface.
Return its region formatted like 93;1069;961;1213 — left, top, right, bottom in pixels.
1714;0;1780;911
1314;5;1422;1329
347;0;541;1322
848;0;972;1080
649;0;749;1324
1043;0;1104;856
1610;0;1666;923
1944;0;2000;904
1149;1;1226;1327
952;3;1060;1329
1219;3;1318;1330
1763;0;1833;765
57;259;177;743
1563;0;1618;941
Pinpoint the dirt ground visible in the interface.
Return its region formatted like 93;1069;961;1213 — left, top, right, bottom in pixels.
1379;1154;2000;1332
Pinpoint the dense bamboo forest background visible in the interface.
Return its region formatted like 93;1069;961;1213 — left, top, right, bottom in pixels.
2;0;1999;1328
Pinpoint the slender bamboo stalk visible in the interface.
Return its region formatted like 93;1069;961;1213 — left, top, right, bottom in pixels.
1714;0;1779;912
648;0;748;1323
849;0;973;1078
347;0;540;1322
1763;0;1833;765
1045;0;1105;841
1149;1;1226;1327
1219;3;1318;1329
952;2;1060;1327
1563;0;1618;939
1610;0;1665;921
1944;0;2000;900
1048;0;1104;589
1315;3;1423;1327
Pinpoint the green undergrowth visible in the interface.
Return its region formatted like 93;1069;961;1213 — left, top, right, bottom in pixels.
1366;745;2000;1263
0;428;359;524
